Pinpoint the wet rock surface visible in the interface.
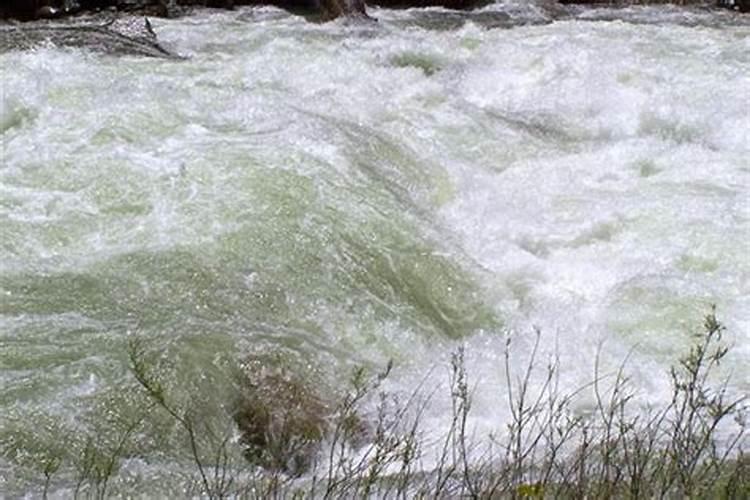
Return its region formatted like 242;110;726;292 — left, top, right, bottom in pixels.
232;351;332;475
230;349;377;475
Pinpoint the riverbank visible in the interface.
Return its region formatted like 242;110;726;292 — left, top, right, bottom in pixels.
2;0;748;57
2;0;747;23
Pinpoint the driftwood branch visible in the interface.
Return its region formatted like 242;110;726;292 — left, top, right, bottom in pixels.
0;16;182;57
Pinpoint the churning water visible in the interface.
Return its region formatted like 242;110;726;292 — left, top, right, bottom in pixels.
1;2;749;495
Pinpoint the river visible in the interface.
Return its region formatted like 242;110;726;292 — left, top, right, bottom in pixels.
1;3;749;495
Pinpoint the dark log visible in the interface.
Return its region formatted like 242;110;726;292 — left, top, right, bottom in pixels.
0;16;182;57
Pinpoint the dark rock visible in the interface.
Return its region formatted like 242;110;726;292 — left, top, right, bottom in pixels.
2;0;44;20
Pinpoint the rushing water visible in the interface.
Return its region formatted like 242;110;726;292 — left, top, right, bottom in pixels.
1;2;749;495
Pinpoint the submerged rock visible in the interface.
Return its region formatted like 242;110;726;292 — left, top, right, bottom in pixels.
232;351;332;475
231;349;375;475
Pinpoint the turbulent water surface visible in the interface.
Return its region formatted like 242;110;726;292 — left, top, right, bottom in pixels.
1;2;749;495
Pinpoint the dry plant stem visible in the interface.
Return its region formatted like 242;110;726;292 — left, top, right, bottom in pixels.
41;455;61;500
62;308;743;499
127;336;217;499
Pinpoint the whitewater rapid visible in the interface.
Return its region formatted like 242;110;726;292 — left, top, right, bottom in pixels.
1;3;749;495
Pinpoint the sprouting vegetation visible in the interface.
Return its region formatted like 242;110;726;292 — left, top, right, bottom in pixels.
1;308;747;498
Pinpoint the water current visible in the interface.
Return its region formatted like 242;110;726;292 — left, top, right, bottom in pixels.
1;2;749;495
